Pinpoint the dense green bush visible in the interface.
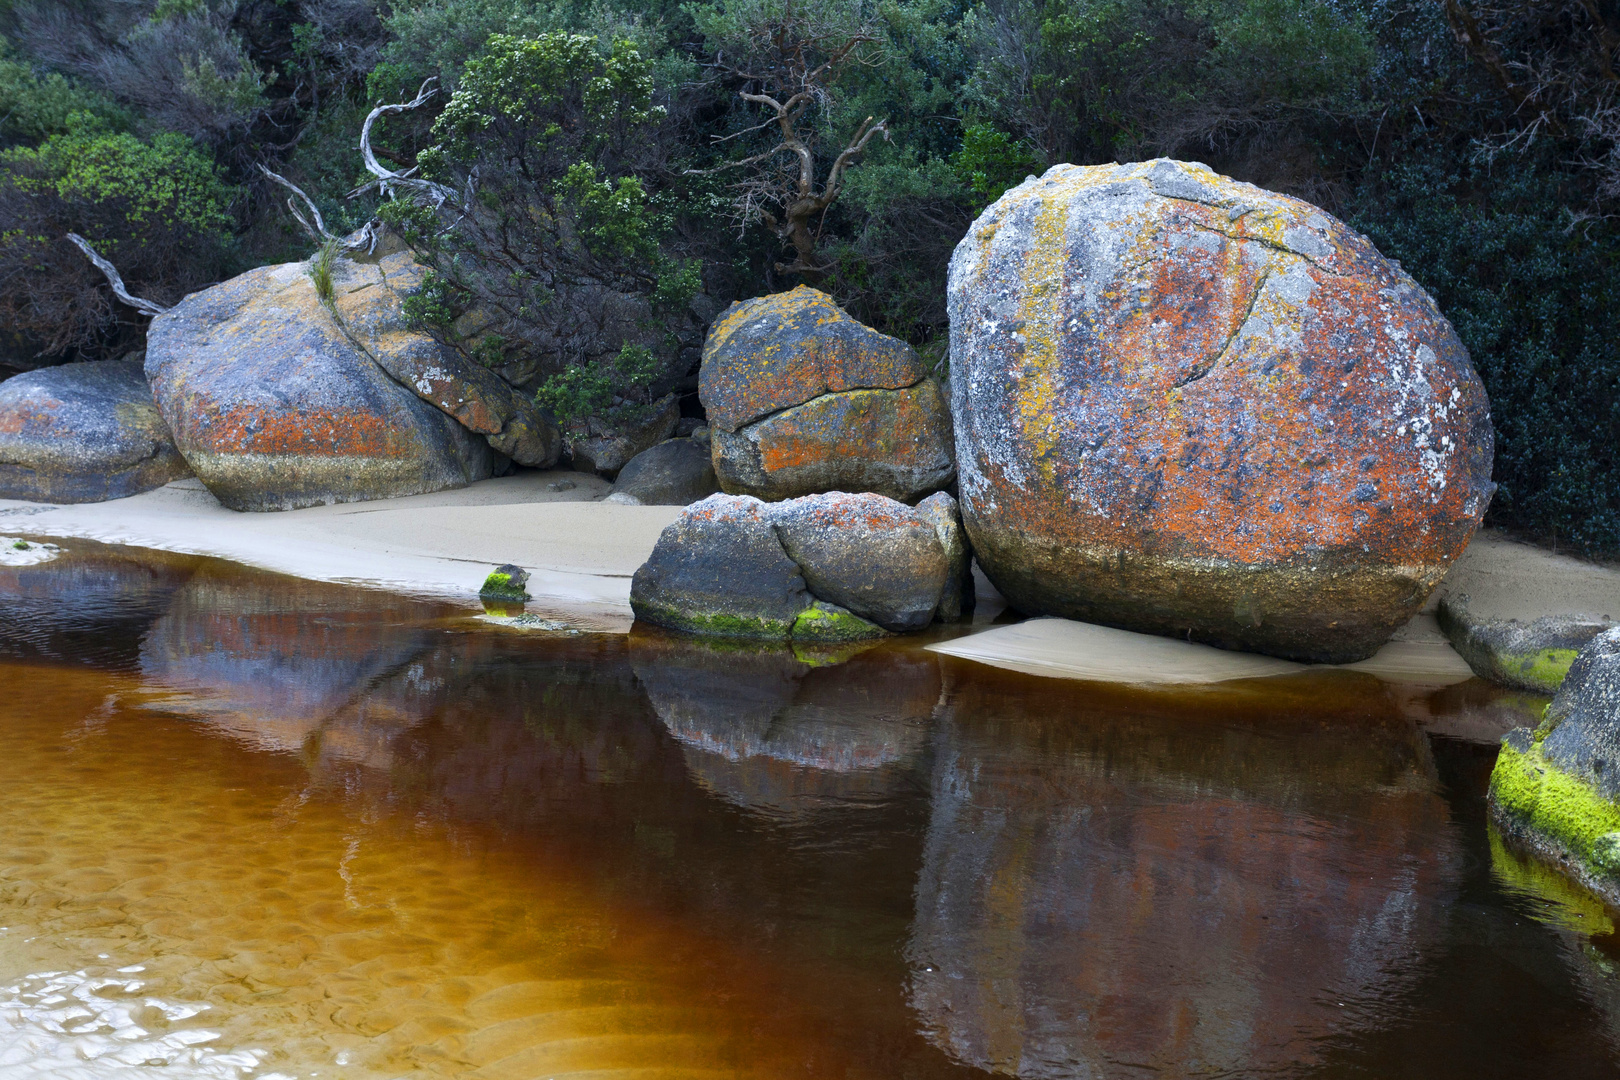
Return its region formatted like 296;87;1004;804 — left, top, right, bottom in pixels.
381;31;698;424
1351;153;1620;551
0;124;235;360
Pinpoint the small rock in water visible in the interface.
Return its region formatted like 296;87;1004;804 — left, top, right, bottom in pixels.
12;540;27;550
547;480;576;492
480;563;530;600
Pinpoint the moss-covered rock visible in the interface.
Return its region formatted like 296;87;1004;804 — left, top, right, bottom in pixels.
1439;594;1611;692
629;490;958;641
1488;627;1620;904
479;563;530;601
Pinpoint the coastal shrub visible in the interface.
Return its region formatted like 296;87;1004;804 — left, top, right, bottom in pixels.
0;125;236;361
383;30;698;426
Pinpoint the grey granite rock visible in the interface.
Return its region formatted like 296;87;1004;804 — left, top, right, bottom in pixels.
146;259;493;511
1540;627;1620;800
0;359;191;503
772;491;948;632
916;490;974;623
1438;594;1612;692
610;438;719;506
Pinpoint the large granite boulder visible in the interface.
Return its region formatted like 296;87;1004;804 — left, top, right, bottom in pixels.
1491;628;1620;906
0;358;191;502
700;285;954;502
146;258;494;510
948;159;1494;663
630;490;969;641
330;249;562;468
607;437;719;505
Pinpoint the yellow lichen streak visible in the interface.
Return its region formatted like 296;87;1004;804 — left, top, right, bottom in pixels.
1011;169;1090;487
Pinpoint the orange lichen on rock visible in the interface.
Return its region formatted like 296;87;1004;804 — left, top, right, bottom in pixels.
700;286;954;502
947;159;1495;662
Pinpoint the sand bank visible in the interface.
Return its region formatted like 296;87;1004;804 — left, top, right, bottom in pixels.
0;472;681;629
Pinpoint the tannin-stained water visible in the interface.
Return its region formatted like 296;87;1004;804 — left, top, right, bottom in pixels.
2;540;1620;1079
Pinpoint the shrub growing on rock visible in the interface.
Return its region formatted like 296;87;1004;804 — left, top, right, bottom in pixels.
379;31;701;430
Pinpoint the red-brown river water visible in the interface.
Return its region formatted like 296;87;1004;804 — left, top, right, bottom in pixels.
1;540;1618;1078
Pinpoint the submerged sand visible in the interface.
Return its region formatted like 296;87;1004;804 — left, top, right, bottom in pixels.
3;474;1616;684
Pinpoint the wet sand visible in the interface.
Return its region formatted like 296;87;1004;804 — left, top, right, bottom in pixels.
4;474;1618;683
0;472;681;629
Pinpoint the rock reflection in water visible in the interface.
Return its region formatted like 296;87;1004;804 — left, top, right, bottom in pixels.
630;629;940;821
137;565;451;761
907;666;1460;1077
0;542;195;670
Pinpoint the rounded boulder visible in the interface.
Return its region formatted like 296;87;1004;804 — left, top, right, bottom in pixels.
948;159;1495;662
701;285;954;502
0;359;191;503
145;259;494;511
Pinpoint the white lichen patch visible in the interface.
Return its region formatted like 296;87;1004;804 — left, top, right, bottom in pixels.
0;537;58;566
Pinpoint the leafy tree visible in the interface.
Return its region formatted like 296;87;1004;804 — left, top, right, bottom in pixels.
379;31;699;425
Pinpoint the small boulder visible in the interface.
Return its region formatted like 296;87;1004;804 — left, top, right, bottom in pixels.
480;563;530;601
609;438;719;506
631;490;961;641
700;286;954;502
917;491;975;623
949;159;1495;662
0;359;191;502
333;249;562;468
630;493;817;639
146;259;493;511
568;395;681;478
1439;594;1612;693
1490;628;1620;905
773;492;948;632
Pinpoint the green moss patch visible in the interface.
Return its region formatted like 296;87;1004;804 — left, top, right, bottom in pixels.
479;571;528;600
1514;647;1580;693
790;602;888;644
1491;741;1620;882
630;599;794;641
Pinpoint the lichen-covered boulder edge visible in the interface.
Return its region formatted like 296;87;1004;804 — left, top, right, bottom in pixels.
146;256;494;511
1490;628;1620;907
701;285;954;502
0;359;191;502
1439;594;1613;693
949;159;1495;663
331;248;562;468
630;491;970;642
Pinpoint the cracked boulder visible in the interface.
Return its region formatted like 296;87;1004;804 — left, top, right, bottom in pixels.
0;358;192;502
331;249;562;468
949;158;1494;663
699;285;955;502
146;258;494;511
630;490;969;641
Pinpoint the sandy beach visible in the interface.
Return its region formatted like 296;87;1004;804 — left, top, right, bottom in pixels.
5;472;1617;683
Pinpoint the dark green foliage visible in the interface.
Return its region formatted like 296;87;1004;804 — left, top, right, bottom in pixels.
0;124;235;359
1350;153;1620;551
387;30;696;424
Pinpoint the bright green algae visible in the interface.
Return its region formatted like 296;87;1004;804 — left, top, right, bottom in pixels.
1516;647;1581;692
479;571;527;600
1491;740;1620;879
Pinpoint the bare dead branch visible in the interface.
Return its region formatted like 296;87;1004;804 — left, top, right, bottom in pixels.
66;233;169;317
258;165;338;241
